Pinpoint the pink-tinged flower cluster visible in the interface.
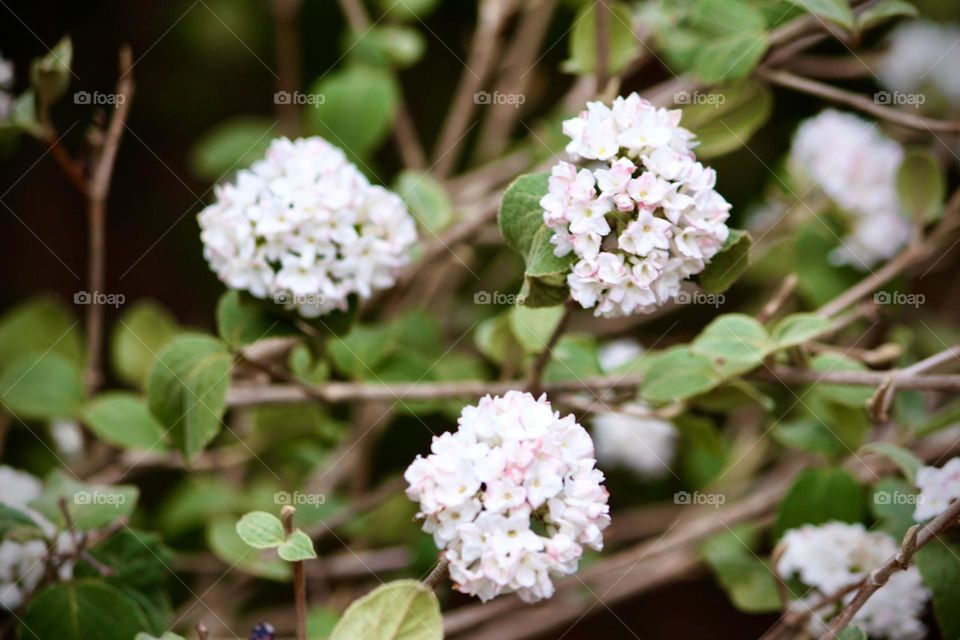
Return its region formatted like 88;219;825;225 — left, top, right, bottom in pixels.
778;521;929;640
404;391;610;603
913;456;960;521
199;137;417;318
540;93;731;318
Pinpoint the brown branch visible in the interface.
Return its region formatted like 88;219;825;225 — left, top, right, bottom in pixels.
757;274;798;324
823;500;960;639
431;0;515;178
757;68;960;134
271;0;303;136
281;506;308;640
759;367;960;391
526;298;577;395
423;557;450;589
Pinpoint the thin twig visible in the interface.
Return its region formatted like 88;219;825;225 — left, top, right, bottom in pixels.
525;299;577;395
423;557;451;589
281;506;308;640
757;67;960;134
757;274;798;323
271;0;303;136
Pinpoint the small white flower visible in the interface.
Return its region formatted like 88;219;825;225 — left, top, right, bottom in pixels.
879;20;960;105
404;392;610;603
198;137;417;317
913;456;960;521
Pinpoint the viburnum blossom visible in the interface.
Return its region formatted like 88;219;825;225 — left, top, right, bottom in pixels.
540;93;731;318
913;456;960;521
0;466;74;610
777;521;930;640
0;53;14;121
404;391;610;602
198;137;417;318
788;109;913;269
879;20;960;106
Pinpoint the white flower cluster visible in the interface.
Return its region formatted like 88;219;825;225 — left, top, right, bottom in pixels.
591;339;677;478
778;521;929;640
0;466;73;610
789;110;913;269
199;137;417;318
0;53;14;121
913;456;960;521
540;93;731;318
879;20;960;106
404;391;610;602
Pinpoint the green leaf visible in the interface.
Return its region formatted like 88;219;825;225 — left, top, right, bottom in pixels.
347;26;427;69
21;580;150;640
207;518;290;581
0;503;43;540
374;0;439;22
0;351;84;420
395;171;454;234
680;82;773;158
474;313;522;367
690;0;768;83
897;148;946;224
774;467;865;539
146;334;232;461
836;627;868;640
307;608;340;639
278;530;317;561
770;312;830;350
699;229;752;294
30;35;73;108
189;116;275;180
216;290;297;349
809;352;873;408
692;314;771;377
236;511;285;549
306;65;397;161
859;443;922;482
913;397;960;438
641;347;723;404
288;344;330;385
773;419;845;457
565;1;637;76
870;477;917;538
328;324;398;380
499;173;550;256
329;579;442;640
543;334;602;383
0;295;83;374
29;471;138;532
82;392;168;451
794;219;861;306
787;0;854;29
700;525;781;613
916;541;960;640
855;0;917;31
520;226;575;307
510;306;564;354
111;300;180;388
